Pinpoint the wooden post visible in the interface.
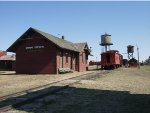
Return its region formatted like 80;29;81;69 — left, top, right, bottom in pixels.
137;46;140;69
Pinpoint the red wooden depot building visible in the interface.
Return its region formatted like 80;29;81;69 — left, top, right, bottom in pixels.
7;27;91;74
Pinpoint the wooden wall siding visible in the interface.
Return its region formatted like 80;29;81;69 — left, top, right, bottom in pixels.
16;34;57;74
7;28;90;74
16;40;87;74
79;52;88;72
56;49;80;72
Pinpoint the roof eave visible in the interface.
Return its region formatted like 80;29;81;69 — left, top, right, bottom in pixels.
6;27;33;52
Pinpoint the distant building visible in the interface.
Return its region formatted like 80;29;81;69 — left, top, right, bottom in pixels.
0;51;15;70
7;27;91;74
128;58;138;67
89;61;101;66
0;51;6;57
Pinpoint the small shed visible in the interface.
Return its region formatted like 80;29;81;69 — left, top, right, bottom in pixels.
0;51;6;57
128;58;138;67
0;54;15;70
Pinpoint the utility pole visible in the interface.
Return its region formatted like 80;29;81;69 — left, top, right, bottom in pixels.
96;57;98;70
137;45;140;69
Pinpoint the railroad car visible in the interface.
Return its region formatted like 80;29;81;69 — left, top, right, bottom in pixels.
101;50;123;69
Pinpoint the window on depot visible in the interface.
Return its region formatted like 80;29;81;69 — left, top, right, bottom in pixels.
66;53;68;63
75;55;79;64
82;53;84;63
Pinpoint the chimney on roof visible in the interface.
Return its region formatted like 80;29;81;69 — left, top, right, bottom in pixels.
62;36;65;40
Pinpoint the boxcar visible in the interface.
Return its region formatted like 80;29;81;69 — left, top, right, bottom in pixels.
101;50;123;69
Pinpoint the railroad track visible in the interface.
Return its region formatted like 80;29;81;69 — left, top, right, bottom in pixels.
0;70;109;113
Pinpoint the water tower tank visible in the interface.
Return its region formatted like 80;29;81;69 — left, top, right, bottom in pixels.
127;45;134;53
100;33;113;46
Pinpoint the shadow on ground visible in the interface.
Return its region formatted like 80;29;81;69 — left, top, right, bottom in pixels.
1;85;150;113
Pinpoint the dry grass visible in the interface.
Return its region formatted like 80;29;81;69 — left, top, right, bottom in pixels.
0;71;92;97
3;66;150;113
74;66;150;94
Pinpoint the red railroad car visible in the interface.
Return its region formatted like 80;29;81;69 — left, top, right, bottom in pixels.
101;50;123;69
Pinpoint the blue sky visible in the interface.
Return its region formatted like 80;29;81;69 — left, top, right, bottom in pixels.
0;1;150;62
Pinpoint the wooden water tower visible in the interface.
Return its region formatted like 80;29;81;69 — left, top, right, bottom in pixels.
100;33;113;52
127;45;134;60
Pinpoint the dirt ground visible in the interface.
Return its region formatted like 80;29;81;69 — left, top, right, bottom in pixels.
2;66;150;113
